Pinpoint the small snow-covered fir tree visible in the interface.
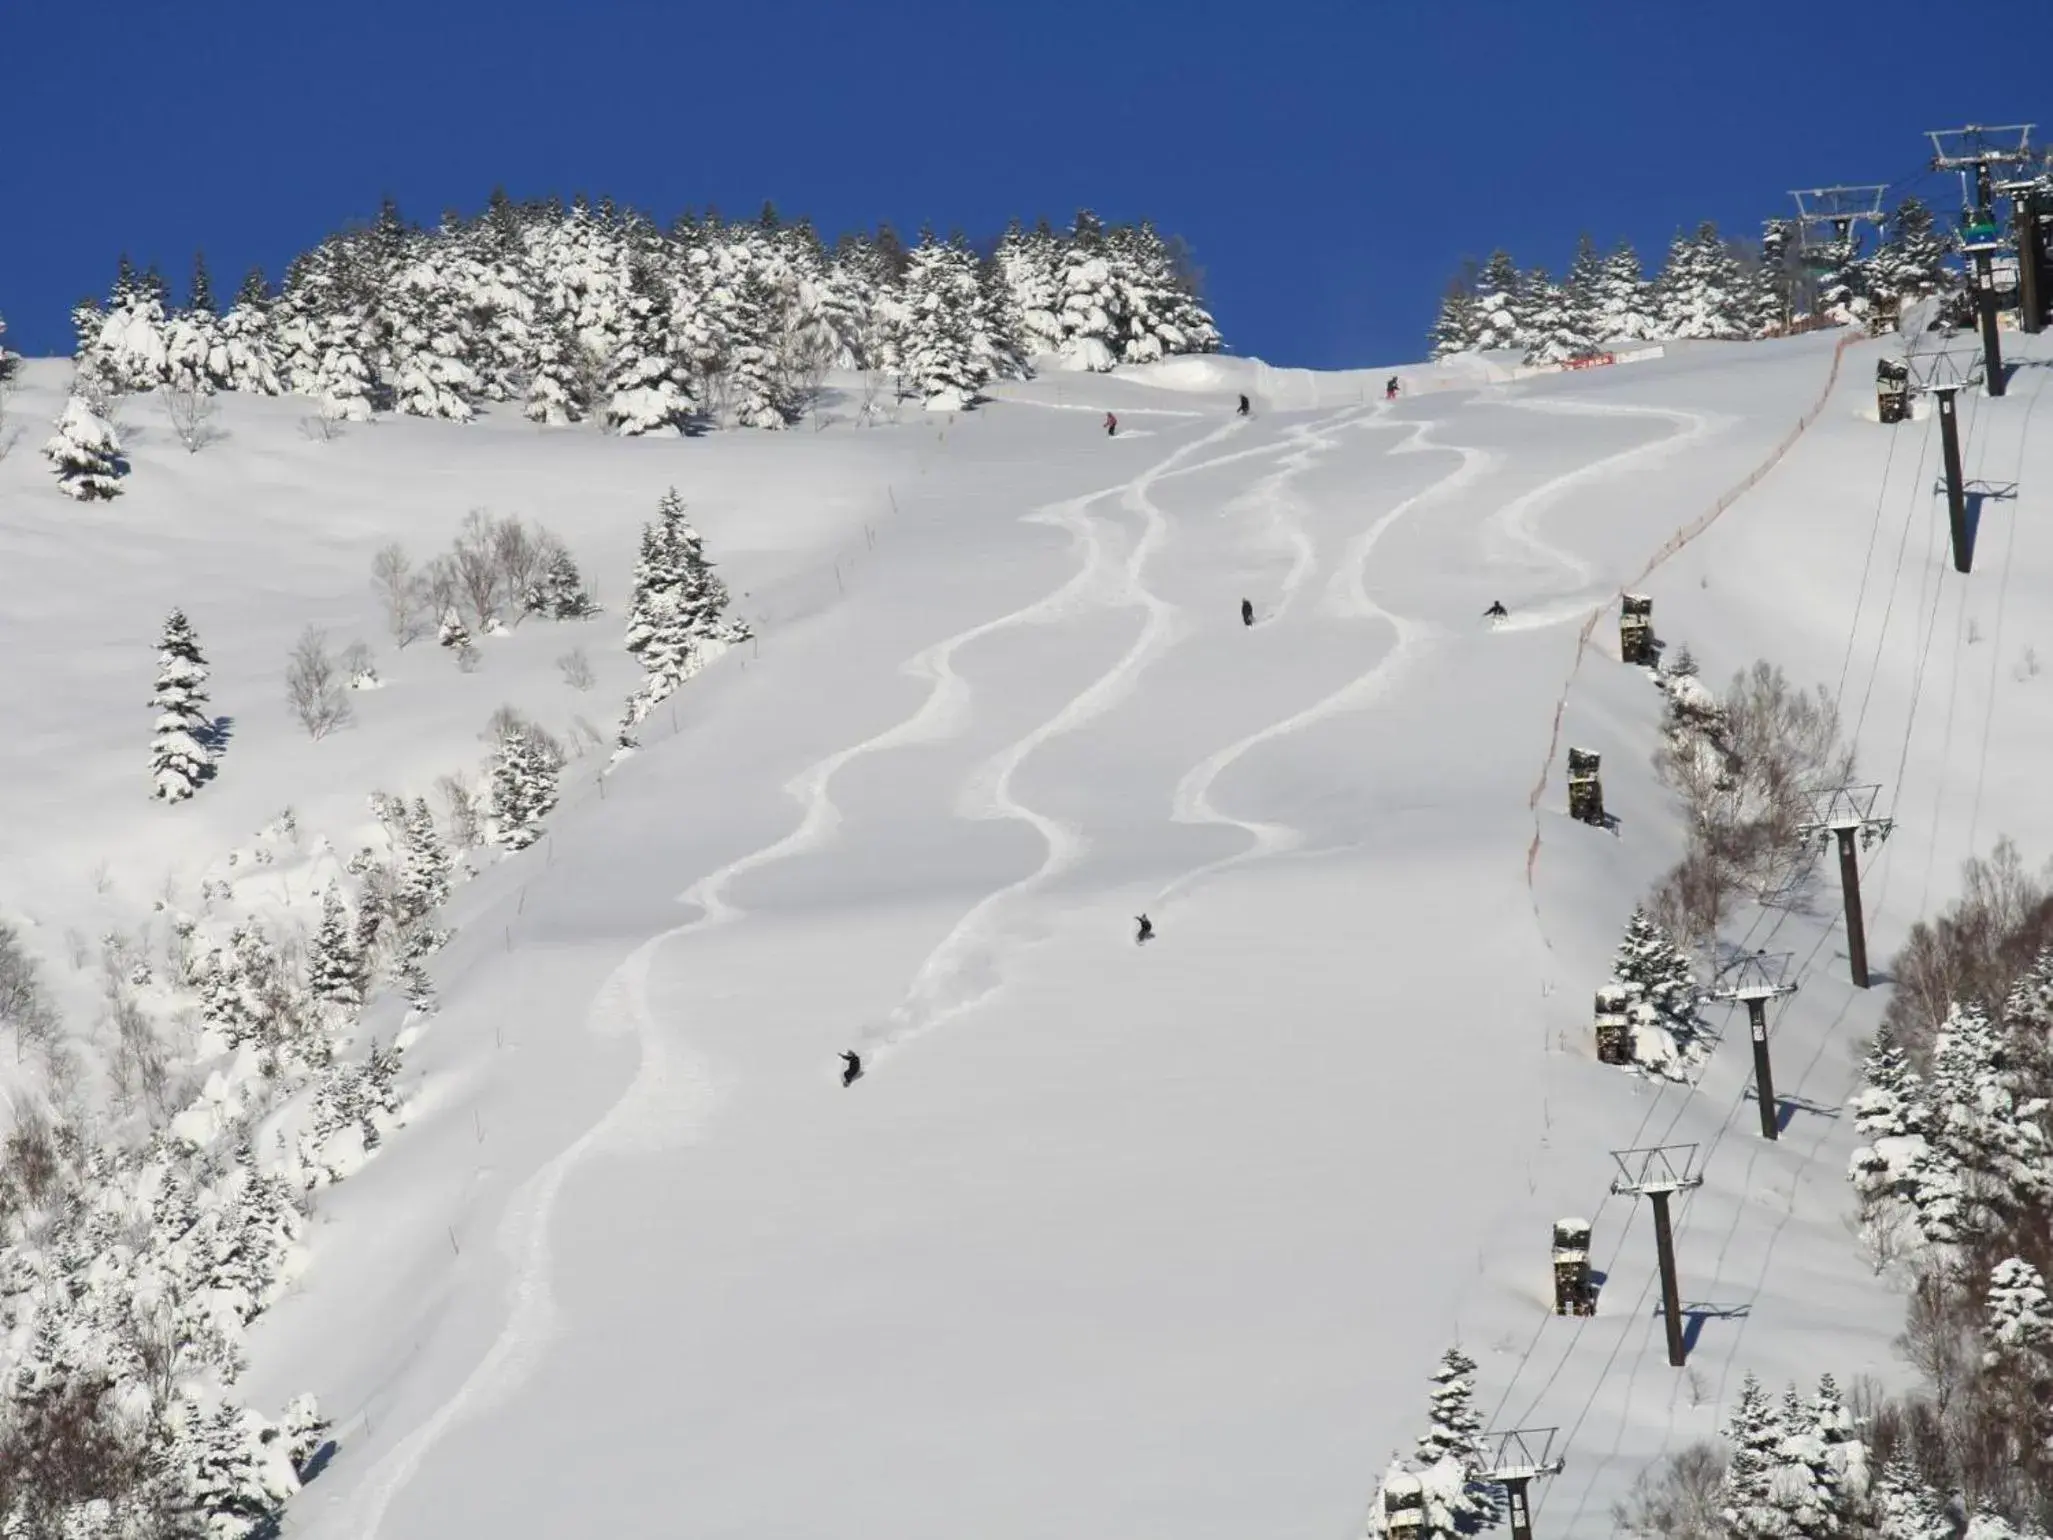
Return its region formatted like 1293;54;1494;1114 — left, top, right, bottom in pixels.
1519;266;1598;365
1753;219;1800;336
218;267;282;394
1428;270;1482;358
1469;251;1524;351
899;231;988;409
150;608;215;801
1809;1373;1869;1534
393;797;453;930
1865;197;1953;320
44;392;129;499
488;723;560;851
1055;210;1122;373
996;219;1066;358
438;606;472;651
604;258;694;437
309;883;364;1011
523;542;599;618
1721;1374;1787;1540
1608;907;1706;1076
1928;1005;2053;1231
385;252;479;422
1768;1383;1843;1538
1870;1461;1951;1540
1409;1347;1497;1534
1595;240;1663;342
1658;223;1751;341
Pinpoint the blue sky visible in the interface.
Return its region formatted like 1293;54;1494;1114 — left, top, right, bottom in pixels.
0;0;2032;366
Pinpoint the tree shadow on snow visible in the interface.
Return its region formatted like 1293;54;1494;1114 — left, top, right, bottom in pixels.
204;715;236;756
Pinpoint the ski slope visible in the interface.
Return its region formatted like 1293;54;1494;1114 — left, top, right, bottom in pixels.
3;331;2049;1537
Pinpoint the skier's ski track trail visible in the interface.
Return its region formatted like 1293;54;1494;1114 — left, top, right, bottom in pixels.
1156;414;1492;909
1481;396;1717;592
858;413;1302;1059
344;413;1303;1540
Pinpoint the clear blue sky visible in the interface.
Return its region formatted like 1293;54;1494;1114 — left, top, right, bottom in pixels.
0;0;2033;366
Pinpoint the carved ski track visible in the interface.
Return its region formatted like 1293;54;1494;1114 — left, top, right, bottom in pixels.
1229;404;1385;624
345;413;1312;1540
1157;416;1493;907
857;412;1320;1059
1480;396;1716;589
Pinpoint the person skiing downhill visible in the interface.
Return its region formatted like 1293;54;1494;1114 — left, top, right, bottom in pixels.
1384;376;1400;401
840;1050;862;1087
1483;600;1508;619
1237;393;1250;416
1104;412;1118;436
1241;597;1254;627
1135;913;1154;944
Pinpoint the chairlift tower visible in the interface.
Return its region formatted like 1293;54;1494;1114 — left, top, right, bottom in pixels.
1609;1145;1705;1368
1795;785;1895;987
1708;952;1799;1141
1928;124;2037;395
1478;1428;1567;1540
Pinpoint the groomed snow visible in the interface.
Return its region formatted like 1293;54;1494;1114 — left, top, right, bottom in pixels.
2;329;2048;1537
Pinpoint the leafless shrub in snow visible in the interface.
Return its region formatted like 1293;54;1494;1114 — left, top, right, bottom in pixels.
371;543;429;647
1;1108;63;1207
286;627;353;739
557;647;595;691
436;773;484;850
159;382;218;452
569;715;607;758
1611;1440;1728;1540
489;516;546;615
339;639;379;689
298;414;341;443
455;643;482;674
451;509;507;629
1647;845;1733;955
775;325;835;422
0;922;60;1053
1881;836;2053;1063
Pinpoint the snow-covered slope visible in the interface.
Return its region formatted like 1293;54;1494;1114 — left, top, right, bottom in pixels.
2;331;2048;1537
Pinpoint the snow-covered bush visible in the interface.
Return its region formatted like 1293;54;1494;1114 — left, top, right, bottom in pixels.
43;393;128;500
1602;907;1710;1078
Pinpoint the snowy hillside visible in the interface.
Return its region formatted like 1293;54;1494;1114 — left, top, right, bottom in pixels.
2;327;2049;1537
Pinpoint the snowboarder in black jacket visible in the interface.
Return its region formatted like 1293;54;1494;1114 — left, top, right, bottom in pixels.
1484;600;1508;619
1241;597;1254;627
1237;393;1250;416
1135;913;1154;944
840;1050;862;1087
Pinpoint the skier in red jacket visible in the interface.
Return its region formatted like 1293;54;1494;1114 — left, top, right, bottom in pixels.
1104;412;1118;436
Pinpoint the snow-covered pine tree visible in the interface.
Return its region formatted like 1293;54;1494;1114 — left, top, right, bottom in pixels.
1410;1347;1497;1534
996;219;1066;359
899;230;987;409
1428;269;1482;359
437;606;472;650
1658;223;1751;340
1865;197;1953;321
1809;1373;1869;1534
384;246;479;422
218;268;282;394
163;251;227;393
1754;219;1801;337
604;255;694;437
1848;1036;1937;1208
1768;1383;1844;1538
1928;1005;2053;1232
393;798;453;930
1870;1461;1951;1540
1981;1256;2053;1455
1519;265;1597;365
150;608;215;802
1562;235;1608;350
1721;1374;1787;1540
1595;240;1663;342
1469;251;1524;351
43;392;129;499
971;248;1030;385
523;541;599;618
457;193;537;403
97;254;172;392
1055;210;1122;373
488;723;559;851
309;883;364;1011
1109;220;1220;364
1608;906;1705;1073
717;261;792;429
312;301;378;422
1808;226;1867;328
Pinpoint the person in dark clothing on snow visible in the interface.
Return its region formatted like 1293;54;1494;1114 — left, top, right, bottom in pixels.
1135;913;1154;944
840;1050;862;1087
1241;598;1254;627
1484;600;1508;619
1385;376;1400;401
1104;412;1118;436
1237;394;1250;416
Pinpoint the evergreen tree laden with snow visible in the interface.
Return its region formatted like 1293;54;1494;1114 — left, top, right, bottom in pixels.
488;723;560;851
523;542;600;619
604;257;694;437
1658;223;1751;341
1408;1347;1497;1535
1428;271;1483;359
1469;250;1524;352
150;608;215;802
899;231;989;410
309;883;365;1011
1595;240;1663;343
1055;210;1122;373
1721;1374;1788;1540
44;392;129;500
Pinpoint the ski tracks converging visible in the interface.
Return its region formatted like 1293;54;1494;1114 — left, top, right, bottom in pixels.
858;413;1292;1058
1156;416;1492;908
345;412;1322;1540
